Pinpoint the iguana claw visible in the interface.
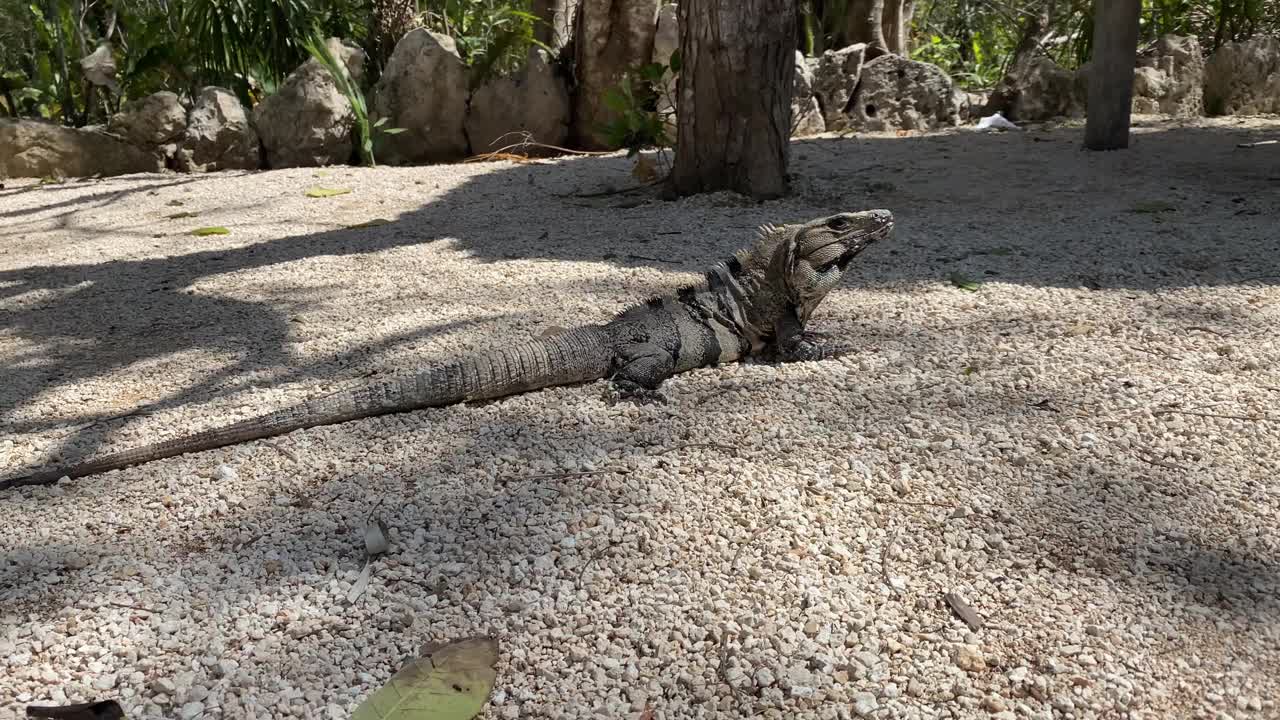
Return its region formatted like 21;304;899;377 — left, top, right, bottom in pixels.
604;380;669;406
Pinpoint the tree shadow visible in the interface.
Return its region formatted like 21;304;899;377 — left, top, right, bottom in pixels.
1;120;1277;641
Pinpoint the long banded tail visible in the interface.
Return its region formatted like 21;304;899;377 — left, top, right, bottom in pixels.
1;327;614;489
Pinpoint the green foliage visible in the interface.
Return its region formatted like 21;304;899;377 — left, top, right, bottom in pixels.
598;52;679;157
351;637;499;720
182;0;312;91
302;30;405;167
419;0;547;87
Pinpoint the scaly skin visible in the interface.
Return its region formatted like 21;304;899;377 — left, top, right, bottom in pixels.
0;209;893;489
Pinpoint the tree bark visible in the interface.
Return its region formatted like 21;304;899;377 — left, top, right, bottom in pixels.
570;0;661;149
533;0;578;52
672;0;796;200
1083;0;1141;150
845;0;889;58
882;0;914;55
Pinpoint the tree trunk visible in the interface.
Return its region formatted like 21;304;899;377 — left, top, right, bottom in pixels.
570;0;661;150
981;0;1053;117
845;0;889;58
882;0;914;55
953;0;973;64
533;0;578;52
1083;0;1140;150
671;0;797;200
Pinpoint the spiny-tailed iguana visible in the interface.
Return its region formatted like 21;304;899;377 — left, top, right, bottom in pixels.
1;210;893;489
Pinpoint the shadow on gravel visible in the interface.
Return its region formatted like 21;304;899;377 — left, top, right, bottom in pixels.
2;122;1278;627
3;121;1277;430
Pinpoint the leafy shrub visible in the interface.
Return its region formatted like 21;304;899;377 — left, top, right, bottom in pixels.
599;51;680;158
419;0;547;87
302;30;404;167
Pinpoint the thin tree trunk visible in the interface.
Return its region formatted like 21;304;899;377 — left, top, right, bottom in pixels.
671;0;796;200
954;0;973;64
533;0;578;52
882;0;914;55
845;0;889;58
981;0;1053;116
1084;0;1141;150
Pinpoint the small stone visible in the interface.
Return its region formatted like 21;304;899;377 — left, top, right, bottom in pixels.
982;695;1008;712
158;621;181;634
214;464;238;482
755;668;776;687
853;691;879;717
891;475;912;495
94;673;118;690
179;701;205;719
803;620;820;637
954;643;987;672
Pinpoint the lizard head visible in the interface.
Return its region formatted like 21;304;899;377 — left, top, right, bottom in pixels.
782;209;894;322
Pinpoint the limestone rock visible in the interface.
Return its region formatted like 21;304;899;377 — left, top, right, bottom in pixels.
1204;35;1280;116
176;87;261;172
987;56;1081;122
253;37;364;168
846;54;959;131
1116;34;1206;117
466;48;570;155
791;51;825;136
371;29;470;164
110;91;187;146
810;43;866;131
954;88;988;121
570;0;661;149
0;119;163;178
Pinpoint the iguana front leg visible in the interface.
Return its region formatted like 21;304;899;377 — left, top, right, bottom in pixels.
772;305;845;362
606;342;673;404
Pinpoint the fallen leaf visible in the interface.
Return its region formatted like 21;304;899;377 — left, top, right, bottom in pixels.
347;559;373;603
166;211;198;219
305;187;352;198
191;226;230;236
948;272;981;291
944;592;984;631
365;517;390;556
352;637;499;720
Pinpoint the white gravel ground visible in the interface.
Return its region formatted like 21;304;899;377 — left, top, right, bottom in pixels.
2;116;1279;720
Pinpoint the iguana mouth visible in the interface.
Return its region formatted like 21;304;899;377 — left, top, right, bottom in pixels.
836;220;894;268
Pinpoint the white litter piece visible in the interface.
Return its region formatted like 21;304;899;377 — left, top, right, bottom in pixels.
976;112;1020;131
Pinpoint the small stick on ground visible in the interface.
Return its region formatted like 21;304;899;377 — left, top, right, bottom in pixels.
107;601;159;613
731;517;781;569
657;442;739;456
1154;409;1274;422
515;468;629;482
878;497;956;509
262;441;299;464
717;631;744;700
1133;452;1182;471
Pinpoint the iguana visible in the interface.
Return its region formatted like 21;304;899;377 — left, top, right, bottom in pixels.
1;209;893;489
